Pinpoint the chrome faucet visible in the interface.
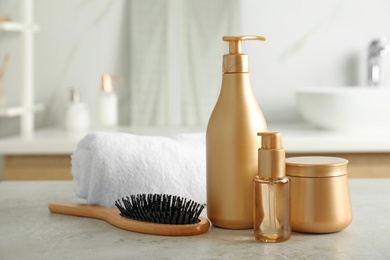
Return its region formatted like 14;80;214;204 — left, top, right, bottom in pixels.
368;37;390;86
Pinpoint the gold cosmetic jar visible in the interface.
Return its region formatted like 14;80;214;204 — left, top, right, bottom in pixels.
286;156;352;233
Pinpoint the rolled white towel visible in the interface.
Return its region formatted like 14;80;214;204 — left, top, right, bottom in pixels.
71;132;206;207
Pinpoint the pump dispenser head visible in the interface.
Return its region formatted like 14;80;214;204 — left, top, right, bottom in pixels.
257;132;285;178
101;74;113;93
222;35;266;73
69;87;81;104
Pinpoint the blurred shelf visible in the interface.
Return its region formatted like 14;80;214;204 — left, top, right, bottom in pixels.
0;104;44;117
0;21;39;32
0;0;40;137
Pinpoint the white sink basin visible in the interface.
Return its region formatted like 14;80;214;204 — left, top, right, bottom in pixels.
296;87;390;131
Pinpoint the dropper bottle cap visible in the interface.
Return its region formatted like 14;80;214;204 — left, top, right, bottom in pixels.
222;35;266;73
257;132;286;178
101;74;113;93
69;87;81;104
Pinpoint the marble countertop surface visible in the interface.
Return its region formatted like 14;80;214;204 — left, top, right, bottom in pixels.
0;122;390;155
0;179;389;259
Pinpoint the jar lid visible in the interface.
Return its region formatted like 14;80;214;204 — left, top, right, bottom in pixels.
286;156;348;178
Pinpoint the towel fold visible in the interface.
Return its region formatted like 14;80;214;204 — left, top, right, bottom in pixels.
71;132;206;207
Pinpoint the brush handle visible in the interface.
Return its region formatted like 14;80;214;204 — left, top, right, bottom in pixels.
48;201;210;236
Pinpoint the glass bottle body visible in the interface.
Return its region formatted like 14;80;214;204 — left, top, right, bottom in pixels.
253;176;291;242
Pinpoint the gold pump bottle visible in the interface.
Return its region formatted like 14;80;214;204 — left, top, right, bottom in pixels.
206;36;268;229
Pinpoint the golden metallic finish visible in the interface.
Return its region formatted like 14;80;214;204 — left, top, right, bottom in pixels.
258;132;285;179
222;35;266;47
253;177;291;242
206;36;267;229
286;156;348;178
258;132;282;149
207;72;267;229
223;55;250;73
222;35;266;73
253;132;290;242
207;35;267;229
286;156;352;233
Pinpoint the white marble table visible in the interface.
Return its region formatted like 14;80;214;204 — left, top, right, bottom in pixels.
0;179;389;259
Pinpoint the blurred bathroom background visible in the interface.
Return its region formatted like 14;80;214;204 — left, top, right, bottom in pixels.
1;0;390;138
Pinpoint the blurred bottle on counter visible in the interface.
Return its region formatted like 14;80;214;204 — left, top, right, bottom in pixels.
65;87;91;132
0;52;11;108
98;74;118;128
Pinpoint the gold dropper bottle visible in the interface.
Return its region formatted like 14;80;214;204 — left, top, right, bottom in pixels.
253;132;291;242
207;36;268;229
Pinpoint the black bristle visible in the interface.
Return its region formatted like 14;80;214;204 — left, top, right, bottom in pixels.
115;194;204;225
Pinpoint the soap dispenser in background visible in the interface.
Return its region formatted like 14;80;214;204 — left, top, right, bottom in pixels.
0;52;11;108
98;73;118;128
253;132;291;243
65;87;91;132
206;35;268;229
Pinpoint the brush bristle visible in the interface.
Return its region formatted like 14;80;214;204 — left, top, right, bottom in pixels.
115;194;204;225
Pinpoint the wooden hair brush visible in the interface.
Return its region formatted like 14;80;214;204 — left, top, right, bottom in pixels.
49;194;210;236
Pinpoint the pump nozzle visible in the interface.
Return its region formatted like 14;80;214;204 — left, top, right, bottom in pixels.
222;35;266;73
101;74;113;93
257;132;285;178
258;132;282;149
222;35;266;54
69;87;81;104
